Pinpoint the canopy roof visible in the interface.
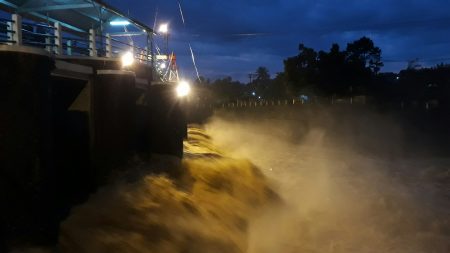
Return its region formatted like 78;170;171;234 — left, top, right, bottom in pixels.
0;0;153;34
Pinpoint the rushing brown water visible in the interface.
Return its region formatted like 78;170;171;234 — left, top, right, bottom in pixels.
13;109;449;253
57;127;277;253
207;109;450;253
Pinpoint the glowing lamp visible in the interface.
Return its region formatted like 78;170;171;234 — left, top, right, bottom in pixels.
121;51;134;67
110;20;130;26
159;23;168;34
176;80;191;97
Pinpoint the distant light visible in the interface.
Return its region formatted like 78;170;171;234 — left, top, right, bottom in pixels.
159;23;168;34
160;63;166;69
258;96;261;99
121;51;134;67
110;20;130;26
252;91;256;96
143;29;146;32
396;76;400;80
156;55;168;60
176;80;191;97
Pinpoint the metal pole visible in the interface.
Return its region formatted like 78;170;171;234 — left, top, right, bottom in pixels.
165;33;169;56
150;33;155;80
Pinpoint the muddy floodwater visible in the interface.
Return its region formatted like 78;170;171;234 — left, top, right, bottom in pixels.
206;108;449;253
15;107;450;253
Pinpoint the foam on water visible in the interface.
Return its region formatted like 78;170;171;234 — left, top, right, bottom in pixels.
58;126;277;253
206;111;450;253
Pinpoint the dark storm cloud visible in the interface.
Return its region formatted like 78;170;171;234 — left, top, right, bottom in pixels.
107;0;450;81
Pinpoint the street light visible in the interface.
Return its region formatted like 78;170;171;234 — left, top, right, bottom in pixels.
110;20;130;26
158;23;170;61
158;23;168;34
176;80;191;97
121;51;134;68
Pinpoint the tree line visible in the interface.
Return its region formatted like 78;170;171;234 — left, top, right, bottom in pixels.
193;36;450;109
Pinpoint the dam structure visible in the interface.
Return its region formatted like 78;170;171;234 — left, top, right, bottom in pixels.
0;0;187;248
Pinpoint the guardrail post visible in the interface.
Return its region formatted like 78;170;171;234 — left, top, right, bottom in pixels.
129;40;134;54
45;36;51;52
54;22;62;55
7;21;13;45
145;46;149;62
10;14;22;45
89;28;96;57
105;33;112;58
66;40;72;55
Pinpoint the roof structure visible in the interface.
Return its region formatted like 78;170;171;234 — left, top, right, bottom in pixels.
0;0;153;34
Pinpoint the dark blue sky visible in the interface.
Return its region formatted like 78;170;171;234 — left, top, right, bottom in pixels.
108;0;450;82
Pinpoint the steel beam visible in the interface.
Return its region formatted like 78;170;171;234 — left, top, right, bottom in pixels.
30;12;86;33
18;4;92;13
110;32;147;37
0;0;18;9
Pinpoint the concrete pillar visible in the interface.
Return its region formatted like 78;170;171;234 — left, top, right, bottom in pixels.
54;22;62;55
0;50;54;240
45;36;51;52
89;28;96;57
10;14;22;45
66;40;72;56
105;33;112;58
92;70;135;183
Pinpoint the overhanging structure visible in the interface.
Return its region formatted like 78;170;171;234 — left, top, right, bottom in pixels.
0;0;154;61
0;0;153;34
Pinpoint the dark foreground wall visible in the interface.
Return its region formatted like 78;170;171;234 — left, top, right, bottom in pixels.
0;49;57;248
0;49;187;250
92;70;137;183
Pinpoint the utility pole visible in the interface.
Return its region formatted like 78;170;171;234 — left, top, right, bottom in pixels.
248;73;257;84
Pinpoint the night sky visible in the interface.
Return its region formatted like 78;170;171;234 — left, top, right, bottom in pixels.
107;0;450;82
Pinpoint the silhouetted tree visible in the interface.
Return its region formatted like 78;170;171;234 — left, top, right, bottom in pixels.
283;43;319;95
265;72;291;98
283;37;383;98
397;64;450;109
208;77;245;103
346;36;383;74
248;66;271;98
255;66;270;81
317;43;347;96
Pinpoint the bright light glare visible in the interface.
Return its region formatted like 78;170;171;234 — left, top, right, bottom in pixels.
110;20;130;26
121;51;134;67
159;23;168;34
176;81;191;97
160;63;166;69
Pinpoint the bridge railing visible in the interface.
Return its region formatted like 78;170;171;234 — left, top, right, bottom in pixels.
109;36;151;63
21;21;58;52
0;17;17;44
0;13;151;64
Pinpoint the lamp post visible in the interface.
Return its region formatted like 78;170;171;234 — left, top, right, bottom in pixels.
158;23;169;56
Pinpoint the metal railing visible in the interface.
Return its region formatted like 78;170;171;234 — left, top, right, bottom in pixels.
0;17;17;44
1;13;151;64
22;21;58;51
